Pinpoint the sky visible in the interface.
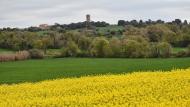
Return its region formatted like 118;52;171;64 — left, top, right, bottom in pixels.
0;0;190;28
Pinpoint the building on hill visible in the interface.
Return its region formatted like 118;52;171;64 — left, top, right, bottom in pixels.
86;14;91;29
39;24;49;30
83;14;96;35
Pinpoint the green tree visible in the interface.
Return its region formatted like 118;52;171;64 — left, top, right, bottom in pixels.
61;41;81;57
78;36;91;50
33;38;50;54
121;36;150;58
41;38;50;54
122;39;150;58
90;37;112;57
109;37;122;57
187;45;190;56
157;42;172;58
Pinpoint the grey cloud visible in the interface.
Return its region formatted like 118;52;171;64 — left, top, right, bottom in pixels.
0;0;190;28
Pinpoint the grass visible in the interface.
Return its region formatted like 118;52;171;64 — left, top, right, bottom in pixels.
46;49;62;57
0;58;190;84
172;47;187;53
0;48;14;54
97;25;124;32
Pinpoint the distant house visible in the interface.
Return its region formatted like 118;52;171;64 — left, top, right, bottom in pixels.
39;24;49;30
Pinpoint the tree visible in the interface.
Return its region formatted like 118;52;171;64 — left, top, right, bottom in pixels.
90;37;112;57
121;38;150;58
33;38;50;54
173;19;182;25
125;25;142;36
78;36;91;50
184;20;188;25
33;40;43;50
41;38;50;54
29;49;44;59
109;37;122;57
187;45;190;56
146;24;177;43
147;25;164;42
118;20;126;26
157;42;172;58
61;41;81;57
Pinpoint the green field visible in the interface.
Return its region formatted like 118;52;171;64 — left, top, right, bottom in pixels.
97;25;124;32
172;47;187;53
0;58;190;84
0;48;14;54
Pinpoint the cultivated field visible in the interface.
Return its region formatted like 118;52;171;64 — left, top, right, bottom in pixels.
0;69;189;107
0;58;190;84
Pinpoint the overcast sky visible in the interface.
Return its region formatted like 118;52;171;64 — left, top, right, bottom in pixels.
0;0;190;28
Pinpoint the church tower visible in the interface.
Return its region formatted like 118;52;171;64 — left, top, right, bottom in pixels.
86;14;91;29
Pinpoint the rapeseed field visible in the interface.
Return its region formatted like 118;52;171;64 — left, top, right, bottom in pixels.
0;69;190;107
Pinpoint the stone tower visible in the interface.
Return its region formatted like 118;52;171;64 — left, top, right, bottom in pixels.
86;14;91;22
86;14;91;29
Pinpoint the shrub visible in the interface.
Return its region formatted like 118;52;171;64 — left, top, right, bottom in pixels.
29;49;44;59
109;37;122;57
122;38;150;58
0;54;15;62
157;42;172;58
61;41;81;57
175;50;187;57
0;51;30;62
15;51;30;60
187;45;190;57
90;37;113;57
149;43;159;58
77;51;90;57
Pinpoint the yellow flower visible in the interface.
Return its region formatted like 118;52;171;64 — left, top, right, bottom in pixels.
0;69;190;107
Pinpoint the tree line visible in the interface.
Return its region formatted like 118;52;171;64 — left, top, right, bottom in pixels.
118;19;188;27
0;21;109;32
0;19;190;59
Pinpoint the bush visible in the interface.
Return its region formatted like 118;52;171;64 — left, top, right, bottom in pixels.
157;42;172;58
0;51;30;62
15;51;30;60
122;38;150;58
29;49;44;59
175;51;187;57
109;37;122;57
187;45;190;56
90;37;113;57
0;54;15;62
149;43;159;58
77;51;90;57
61;41;81;57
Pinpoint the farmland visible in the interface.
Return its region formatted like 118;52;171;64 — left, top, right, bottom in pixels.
0;48;14;54
0;58;190;84
0;69;190;107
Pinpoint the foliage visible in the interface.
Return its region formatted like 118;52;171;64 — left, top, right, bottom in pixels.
0;19;190;58
187;45;190;56
109;37;122;57
157;42;172;58
121;36;150;58
90;37;112;57
29;49;44;59
50;21;109;30
0;51;30;62
175;50;188;57
61;41;81;57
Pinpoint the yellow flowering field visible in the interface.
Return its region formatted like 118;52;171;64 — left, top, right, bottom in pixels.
0;69;190;107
